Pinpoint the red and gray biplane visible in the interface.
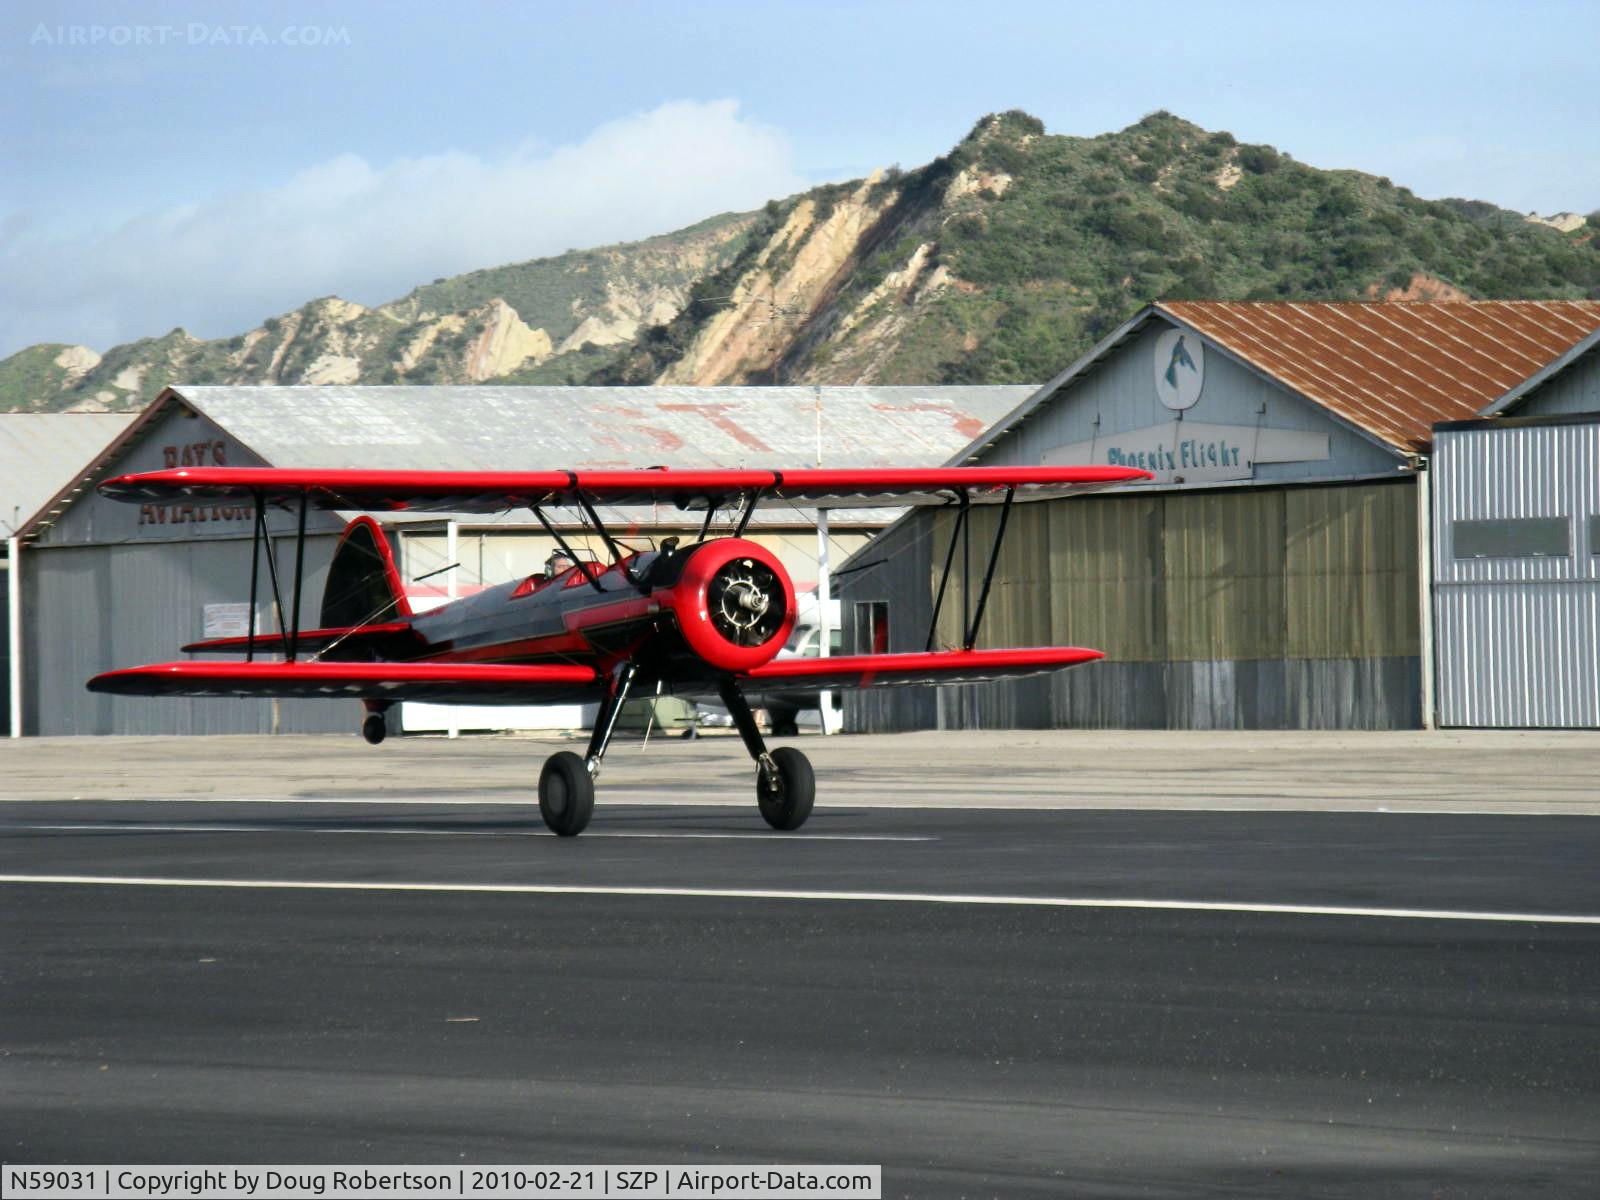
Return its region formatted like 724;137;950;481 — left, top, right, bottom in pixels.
88;465;1148;835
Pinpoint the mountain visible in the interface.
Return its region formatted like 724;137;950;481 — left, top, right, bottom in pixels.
5;111;1599;411
596;110;1600;387
0;212;755;412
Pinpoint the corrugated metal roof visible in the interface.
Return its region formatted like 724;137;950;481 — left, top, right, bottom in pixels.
1157;301;1600;451
172;385;1033;471
0;413;137;535
19;386;1033;538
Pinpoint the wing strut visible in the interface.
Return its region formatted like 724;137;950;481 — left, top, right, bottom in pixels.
250;491;292;663
732;486;767;538
289;491;309;661
246;492;263;662
574;493;640;585
926;491;970;652
530;505;606;594
696;502;719;543
964;485;1015;651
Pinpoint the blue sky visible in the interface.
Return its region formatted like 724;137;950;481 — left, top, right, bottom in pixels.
3;0;1596;357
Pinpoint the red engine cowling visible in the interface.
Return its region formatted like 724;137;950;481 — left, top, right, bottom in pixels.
654;538;796;672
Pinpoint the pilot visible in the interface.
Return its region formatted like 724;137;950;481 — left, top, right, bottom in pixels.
545;548;576;576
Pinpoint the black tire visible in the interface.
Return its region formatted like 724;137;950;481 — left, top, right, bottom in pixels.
361;712;387;745
539;751;595;837
757;746;815;831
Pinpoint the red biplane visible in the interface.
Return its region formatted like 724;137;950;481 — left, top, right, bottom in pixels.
88;465;1149;835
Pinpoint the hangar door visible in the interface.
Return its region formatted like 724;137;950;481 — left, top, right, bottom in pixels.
840;476;1420;731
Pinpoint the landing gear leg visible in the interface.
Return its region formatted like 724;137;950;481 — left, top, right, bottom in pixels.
718;681;814;831
539;662;638;837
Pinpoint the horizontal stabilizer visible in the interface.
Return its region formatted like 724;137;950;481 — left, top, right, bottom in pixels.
182;622;419;656
743;646;1103;691
88;661;603;704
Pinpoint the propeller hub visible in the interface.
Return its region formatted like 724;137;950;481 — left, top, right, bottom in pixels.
708;558;785;647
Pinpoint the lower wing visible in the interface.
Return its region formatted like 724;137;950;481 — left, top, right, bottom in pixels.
87;661;602;705
742;646;1103;691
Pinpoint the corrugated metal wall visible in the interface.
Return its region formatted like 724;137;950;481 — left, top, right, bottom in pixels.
843;478;1421;731
1434;419;1600;728
25;535;345;735
1514;348;1600;418
841;516;940;731
0;561;9;732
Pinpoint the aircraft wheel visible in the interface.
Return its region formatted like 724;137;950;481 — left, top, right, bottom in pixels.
361;712;387;745
539;751;595;837
757;746;814;831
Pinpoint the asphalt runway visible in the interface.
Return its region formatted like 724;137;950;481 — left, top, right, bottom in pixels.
3;792;1597;1199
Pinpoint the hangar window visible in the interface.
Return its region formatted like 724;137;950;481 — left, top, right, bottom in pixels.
1591;516;1600;555
855;601;890;655
1452;517;1570;559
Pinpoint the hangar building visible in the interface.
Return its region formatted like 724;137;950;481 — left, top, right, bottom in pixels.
837;301;1600;733
3;413;138;737
11;384;1030;736
1431;324;1600;728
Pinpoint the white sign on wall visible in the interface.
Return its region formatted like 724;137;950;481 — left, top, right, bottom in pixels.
1154;328;1205;411
202;602;256;639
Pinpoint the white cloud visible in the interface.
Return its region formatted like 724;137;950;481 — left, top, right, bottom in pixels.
0;99;807;358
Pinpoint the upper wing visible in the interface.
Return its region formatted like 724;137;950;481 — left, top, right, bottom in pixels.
87;661;603;704
742;646;1103;691
96;465;1151;512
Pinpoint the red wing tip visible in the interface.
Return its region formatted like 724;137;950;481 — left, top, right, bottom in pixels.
87;665;177;694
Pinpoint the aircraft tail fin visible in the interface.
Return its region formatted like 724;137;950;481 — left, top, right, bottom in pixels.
320;515;413;627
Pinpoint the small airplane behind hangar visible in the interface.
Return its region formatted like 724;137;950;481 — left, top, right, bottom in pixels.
89;464;1149;835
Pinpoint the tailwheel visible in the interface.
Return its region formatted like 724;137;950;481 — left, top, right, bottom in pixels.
539;751;595;837
361;712;387;745
757;746;815;831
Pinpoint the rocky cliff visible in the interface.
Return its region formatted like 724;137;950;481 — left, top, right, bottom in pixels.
0;213;753;411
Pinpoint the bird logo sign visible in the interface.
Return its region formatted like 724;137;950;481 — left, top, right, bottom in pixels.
1154;328;1204;411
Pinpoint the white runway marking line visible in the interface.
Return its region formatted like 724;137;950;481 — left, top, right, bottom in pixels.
4;822;933;843
1;874;1596;926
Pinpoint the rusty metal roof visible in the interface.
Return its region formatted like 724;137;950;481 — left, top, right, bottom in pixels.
0;413;137;536
1157;301;1600;451
1481;324;1600;416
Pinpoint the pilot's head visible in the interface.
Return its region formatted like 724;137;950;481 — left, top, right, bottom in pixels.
545;548;575;575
